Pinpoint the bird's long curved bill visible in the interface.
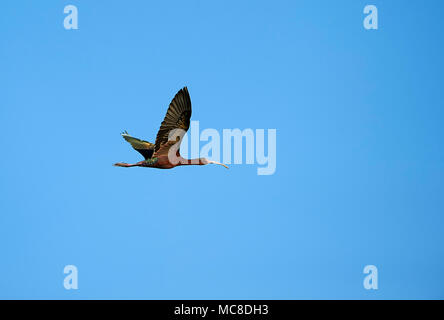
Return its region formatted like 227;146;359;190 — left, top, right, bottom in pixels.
208;160;229;169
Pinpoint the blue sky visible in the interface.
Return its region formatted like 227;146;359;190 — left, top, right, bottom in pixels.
1;0;443;299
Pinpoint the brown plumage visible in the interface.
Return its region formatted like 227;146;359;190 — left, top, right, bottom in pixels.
114;87;228;170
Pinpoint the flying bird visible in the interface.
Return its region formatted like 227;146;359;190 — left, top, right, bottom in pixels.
114;87;228;170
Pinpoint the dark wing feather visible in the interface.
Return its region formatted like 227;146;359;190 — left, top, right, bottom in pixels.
154;87;192;154
121;131;155;159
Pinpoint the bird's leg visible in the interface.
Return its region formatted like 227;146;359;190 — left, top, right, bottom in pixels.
206;160;229;169
181;158;229;169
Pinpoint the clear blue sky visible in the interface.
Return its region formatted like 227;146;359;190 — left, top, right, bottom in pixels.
1;0;443;299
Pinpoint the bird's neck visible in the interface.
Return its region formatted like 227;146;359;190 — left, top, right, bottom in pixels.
114;162;141;167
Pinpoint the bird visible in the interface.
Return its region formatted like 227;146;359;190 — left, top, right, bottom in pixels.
114;87;228;170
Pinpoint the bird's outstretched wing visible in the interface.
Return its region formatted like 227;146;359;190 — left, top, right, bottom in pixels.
121;131;155;159
154;87;192;156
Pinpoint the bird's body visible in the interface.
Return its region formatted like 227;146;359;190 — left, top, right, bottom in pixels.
115;157;210;169
114;87;228;170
